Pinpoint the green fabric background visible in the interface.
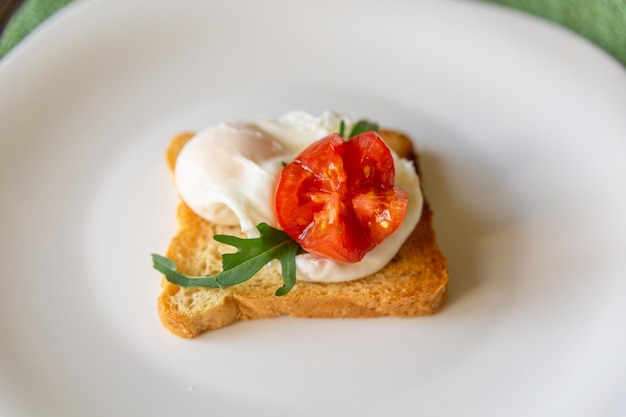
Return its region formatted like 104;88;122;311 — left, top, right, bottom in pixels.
485;0;625;67
0;0;74;58
1;0;625;66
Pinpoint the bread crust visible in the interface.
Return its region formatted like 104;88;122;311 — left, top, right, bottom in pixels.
157;129;448;337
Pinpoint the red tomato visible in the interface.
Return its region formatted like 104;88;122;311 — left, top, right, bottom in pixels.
275;131;408;263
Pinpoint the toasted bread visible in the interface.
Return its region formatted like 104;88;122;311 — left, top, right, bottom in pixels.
157;129;448;337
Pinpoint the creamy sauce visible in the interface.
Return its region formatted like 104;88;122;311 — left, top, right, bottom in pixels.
174;111;423;282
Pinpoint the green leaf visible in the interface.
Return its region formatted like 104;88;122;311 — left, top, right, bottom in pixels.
275;241;299;296
152;254;220;288
152;223;302;296
338;120;346;137
348;120;379;138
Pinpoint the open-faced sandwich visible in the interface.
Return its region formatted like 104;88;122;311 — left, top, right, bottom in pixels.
152;111;448;337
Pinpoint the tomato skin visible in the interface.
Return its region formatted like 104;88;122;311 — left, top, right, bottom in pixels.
275;131;408;263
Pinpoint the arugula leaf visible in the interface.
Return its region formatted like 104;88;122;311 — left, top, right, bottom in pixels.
338;120;346;137
151;223;303;296
348;120;379;138
152;254;221;288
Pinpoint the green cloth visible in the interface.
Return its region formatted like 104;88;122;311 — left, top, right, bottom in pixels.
0;0;74;58
1;0;625;66
484;0;626;67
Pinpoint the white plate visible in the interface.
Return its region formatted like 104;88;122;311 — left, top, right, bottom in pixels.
1;0;626;416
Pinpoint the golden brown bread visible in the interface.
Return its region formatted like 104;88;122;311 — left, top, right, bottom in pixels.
157;129;448;338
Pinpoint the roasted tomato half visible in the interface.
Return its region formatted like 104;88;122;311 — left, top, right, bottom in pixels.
275;131;408;263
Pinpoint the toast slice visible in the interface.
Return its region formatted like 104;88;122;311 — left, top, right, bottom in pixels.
157;129;448;337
